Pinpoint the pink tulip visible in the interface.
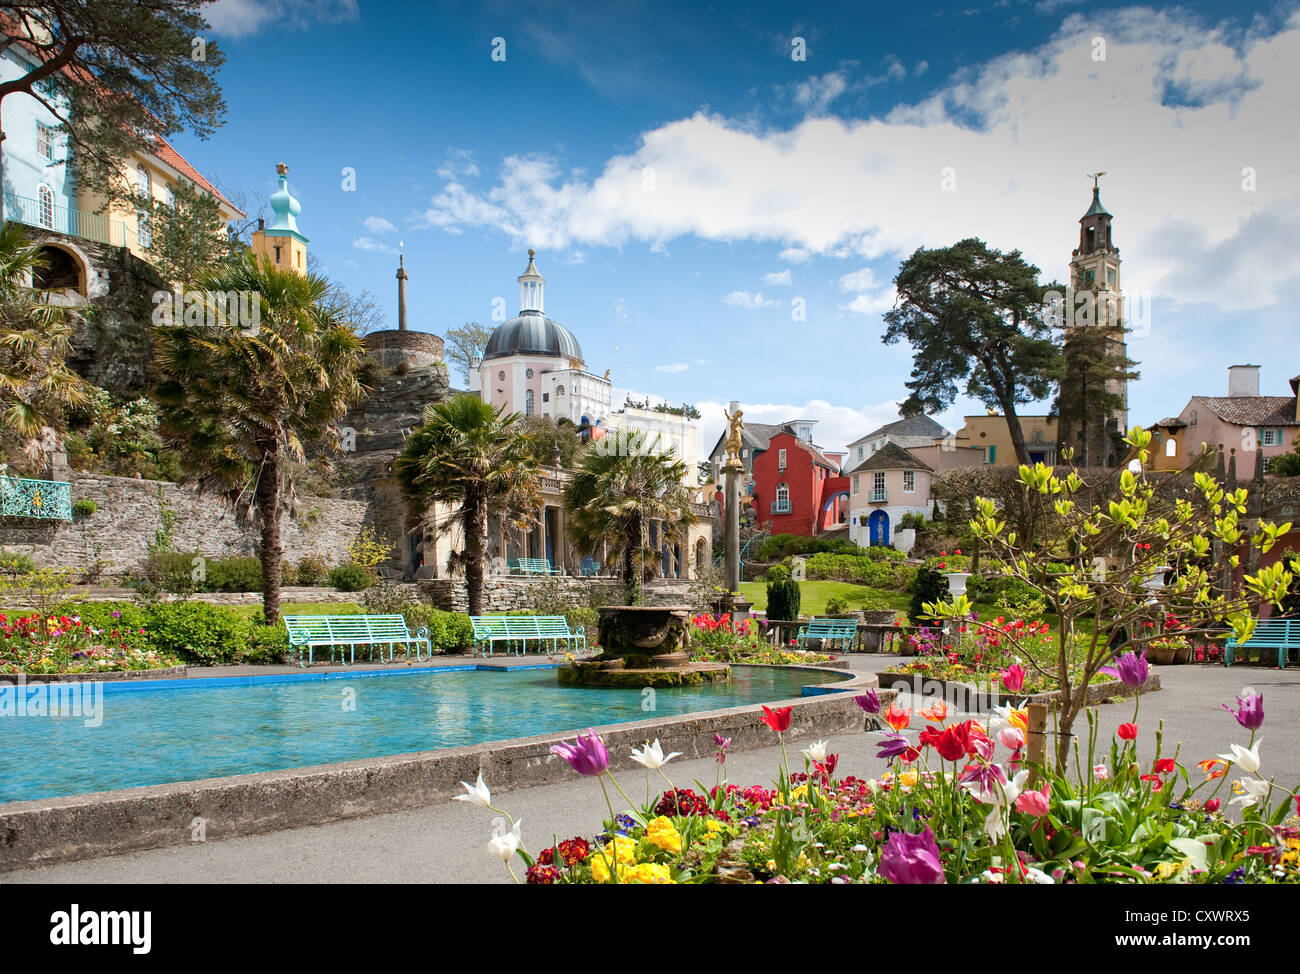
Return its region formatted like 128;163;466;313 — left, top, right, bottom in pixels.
997;727;1025;751
1000;664;1026;693
1015;785;1050;817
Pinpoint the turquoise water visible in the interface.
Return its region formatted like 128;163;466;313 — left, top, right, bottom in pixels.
0;665;847;803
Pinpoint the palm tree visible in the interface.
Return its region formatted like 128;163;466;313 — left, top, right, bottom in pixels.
0;224;89;467
154;254;366;623
395;395;540;615
563;430;697;601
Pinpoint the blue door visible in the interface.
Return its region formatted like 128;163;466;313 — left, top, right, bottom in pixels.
868;510;890;546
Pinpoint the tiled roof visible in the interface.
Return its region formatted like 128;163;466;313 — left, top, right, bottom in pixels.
1151;417;1187;429
1193;396;1298;428
850;413;948;445
845;441;932;473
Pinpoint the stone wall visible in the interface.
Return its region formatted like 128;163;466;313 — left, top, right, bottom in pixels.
0;474;370;576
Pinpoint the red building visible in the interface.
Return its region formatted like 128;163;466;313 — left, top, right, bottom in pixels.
751;429;848;536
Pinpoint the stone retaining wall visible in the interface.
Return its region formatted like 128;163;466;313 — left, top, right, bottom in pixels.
0;474;371;576
419;576;626;612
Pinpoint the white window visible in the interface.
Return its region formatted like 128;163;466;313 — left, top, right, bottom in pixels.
799;426;811;440
36;123;53;161
37;185;54;228
857;445;864;459
903;470;915;492
136;166;152;248
873;472;886;493
852;474;859;495
1260;428;1281;447
525;389;534;415
1165;438;1177;457
164;184;176;208
778;448;787;469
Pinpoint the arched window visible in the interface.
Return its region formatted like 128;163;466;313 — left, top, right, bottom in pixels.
37;185;54;228
1166;438;1177;458
136;166;152;248
525;389;535;415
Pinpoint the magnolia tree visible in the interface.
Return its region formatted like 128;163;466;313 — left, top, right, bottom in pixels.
928;427;1295;769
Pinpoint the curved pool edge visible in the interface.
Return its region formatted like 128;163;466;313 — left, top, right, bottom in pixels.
0;665;893;871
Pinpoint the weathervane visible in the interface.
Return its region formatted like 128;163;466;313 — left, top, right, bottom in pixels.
1087;171;1106;189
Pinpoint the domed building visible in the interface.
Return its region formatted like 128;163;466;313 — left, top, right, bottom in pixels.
472;251;612;433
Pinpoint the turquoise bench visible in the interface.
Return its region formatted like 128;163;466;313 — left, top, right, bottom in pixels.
469;614;586;657
284;614;432;667
795;617;858;651
1225;618;1299;668
512;557;563;576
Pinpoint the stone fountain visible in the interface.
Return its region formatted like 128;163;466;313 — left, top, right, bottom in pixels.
557;605;730;688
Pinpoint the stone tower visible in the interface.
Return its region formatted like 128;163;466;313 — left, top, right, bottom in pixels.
1059;175;1130;467
250;163;309;274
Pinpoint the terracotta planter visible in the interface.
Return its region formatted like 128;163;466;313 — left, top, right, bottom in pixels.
1147;646;1177;666
1172;644;1192;664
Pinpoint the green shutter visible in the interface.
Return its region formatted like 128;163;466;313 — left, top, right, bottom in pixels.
988;445;997;464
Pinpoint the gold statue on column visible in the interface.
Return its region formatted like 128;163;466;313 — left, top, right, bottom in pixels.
723;407;745;472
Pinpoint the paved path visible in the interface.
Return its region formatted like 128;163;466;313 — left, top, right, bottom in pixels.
5;659;1296;884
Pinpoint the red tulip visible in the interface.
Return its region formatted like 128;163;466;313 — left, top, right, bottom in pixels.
1204;798;1221;813
761;705;793;733
1117;723;1138;740
1153;758;1176;774
884;702;912;732
1000;664;1026;693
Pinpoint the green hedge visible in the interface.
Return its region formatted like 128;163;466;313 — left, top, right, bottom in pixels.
756;534;861;561
801;553;907;589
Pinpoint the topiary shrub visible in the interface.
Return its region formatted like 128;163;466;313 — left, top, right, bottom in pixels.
295;556;329;586
206;556;263;593
766;578;802;621
244;623;290;665
329;561;376;592
142;601;254;665
909;562;948;623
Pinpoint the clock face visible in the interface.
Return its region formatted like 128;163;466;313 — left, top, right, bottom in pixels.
526;368;534;378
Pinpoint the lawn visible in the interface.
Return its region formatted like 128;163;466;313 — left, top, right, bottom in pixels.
226;601;364;620
739;581;910;616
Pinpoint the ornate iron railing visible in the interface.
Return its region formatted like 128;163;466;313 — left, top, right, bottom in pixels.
869;489;887;503
4;193;132;248
0;476;72;520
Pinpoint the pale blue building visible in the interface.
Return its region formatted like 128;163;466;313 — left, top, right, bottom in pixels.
0;43;77;233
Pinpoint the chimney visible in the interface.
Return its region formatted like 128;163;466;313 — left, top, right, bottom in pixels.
396;254;408;332
1228;364;1260;398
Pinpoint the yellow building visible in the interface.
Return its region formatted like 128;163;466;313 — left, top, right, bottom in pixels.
944;413;1059;466
75;133;244;262
249;163;308;275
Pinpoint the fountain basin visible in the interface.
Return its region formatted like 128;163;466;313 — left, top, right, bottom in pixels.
558;604;730;688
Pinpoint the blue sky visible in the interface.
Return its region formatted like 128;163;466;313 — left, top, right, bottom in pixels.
178;0;1300;457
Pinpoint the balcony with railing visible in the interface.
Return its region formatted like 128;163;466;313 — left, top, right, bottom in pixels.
0;476;72;520
868;489;887;503
770;499;791;515
4;193;132;248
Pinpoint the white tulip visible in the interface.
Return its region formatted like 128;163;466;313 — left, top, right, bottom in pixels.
1230;777;1271;809
630;739;682;770
487;818;523;861
454;771;492;808
801;740;829;763
1218;740;1262;774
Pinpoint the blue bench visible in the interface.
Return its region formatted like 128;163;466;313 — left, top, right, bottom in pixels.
469;615;586;657
284;614;432;667
1225;618;1299;668
795;617;858;651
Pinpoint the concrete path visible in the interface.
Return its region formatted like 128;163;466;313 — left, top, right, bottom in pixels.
5;658;1296;884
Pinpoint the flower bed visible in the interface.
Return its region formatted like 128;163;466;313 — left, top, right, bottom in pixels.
689;613;832;665
462;664;1299;884
0;612;181;675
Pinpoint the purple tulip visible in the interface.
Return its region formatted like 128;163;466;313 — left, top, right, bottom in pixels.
875;733;913;761
550;728;610;776
855;690;880;714
1223;689;1264;731
713;734;732;765
1100;649;1149;688
878;827;946;885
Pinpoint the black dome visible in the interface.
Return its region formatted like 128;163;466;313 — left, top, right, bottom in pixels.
482;310;583;362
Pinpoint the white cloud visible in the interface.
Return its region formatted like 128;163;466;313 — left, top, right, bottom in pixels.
418;11;1300;312
655;362;689;373
437;148;481;182
722;290;779;309
844;289;898;315
206;0;358;37
763;269;793;286
361;216;397;234
793;71;849;114
353;236;398;255
838;267;878;292
779;247;812;264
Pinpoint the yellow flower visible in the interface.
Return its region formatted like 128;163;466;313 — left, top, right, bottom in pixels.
899;770;919;789
791;784;809;802
705;819;727;835
645;816;682;854
589;853;626;883
627;862;674;884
